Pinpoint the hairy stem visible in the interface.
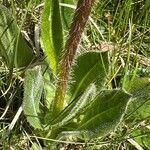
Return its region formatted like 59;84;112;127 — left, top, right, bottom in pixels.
53;0;95;117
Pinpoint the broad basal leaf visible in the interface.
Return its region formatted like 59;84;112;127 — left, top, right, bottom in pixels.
41;0;64;75
75;89;131;139
125;77;150;119
50;84;96;127
70;51;109;100
0;5;34;68
126;77;150;97
23;66;44;129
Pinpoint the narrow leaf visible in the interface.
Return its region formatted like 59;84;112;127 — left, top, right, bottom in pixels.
23;66;43;129
41;0;64;74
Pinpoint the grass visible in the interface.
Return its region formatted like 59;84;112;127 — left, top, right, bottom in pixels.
0;0;150;149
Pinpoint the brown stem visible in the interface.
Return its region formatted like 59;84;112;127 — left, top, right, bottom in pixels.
53;0;95;117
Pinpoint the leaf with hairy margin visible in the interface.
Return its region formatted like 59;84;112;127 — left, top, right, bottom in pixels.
54;89;131;140
125;77;150;119
77;89;131;139
50;84;96;127
69;51;109;100
23;66;44;129
41;0;64;75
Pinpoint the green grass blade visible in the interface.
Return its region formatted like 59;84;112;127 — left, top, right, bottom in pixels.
60;0;75;29
0;4;34;68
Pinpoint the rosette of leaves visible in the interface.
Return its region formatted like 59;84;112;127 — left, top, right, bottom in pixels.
23;0;131;148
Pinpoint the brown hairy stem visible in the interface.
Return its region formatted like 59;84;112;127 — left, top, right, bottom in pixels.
53;0;95;116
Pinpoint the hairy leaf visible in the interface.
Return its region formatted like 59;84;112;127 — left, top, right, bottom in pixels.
23;66;43;129
70;51;109;100
50;84;96;127
41;0;64;74
76;89;131;139
125;77;150;119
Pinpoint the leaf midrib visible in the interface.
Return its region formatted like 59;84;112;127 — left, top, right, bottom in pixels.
71;55;102;99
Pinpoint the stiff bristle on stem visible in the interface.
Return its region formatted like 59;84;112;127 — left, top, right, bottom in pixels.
53;0;95;117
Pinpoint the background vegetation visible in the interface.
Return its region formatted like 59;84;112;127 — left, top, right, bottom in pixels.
0;0;150;149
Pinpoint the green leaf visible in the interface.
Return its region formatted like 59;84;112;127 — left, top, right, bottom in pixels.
50;84;96;127
0;5;34;68
23;66;44;129
127;77;150;97
125;77;150;119
70;51;109;100
41;0;64;75
76;89;131;139
15;34;34;67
